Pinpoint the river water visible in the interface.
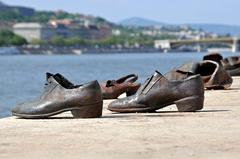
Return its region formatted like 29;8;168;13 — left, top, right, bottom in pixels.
0;52;238;118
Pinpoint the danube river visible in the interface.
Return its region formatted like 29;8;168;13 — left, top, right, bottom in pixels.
0;52;238;118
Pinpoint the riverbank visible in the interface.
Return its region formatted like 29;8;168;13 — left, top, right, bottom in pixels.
0;46;161;55
0;45;205;55
0;77;240;159
1;46;236;55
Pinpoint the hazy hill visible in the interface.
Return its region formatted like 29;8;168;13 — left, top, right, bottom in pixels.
0;1;113;27
119;17;164;27
0;1;35;17
187;24;240;36
120;17;240;36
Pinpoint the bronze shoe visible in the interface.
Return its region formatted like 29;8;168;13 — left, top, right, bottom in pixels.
222;56;240;76
203;53;223;65
12;73;103;119
165;60;233;89
100;74;141;99
108;71;204;113
203;53;240;76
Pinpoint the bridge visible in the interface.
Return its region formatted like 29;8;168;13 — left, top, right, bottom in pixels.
154;37;240;52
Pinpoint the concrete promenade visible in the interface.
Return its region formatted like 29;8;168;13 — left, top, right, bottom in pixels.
0;77;240;159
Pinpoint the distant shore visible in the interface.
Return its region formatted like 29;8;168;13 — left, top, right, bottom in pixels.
0;46;205;55
19;46;162;55
0;46;162;55
0;46;236;55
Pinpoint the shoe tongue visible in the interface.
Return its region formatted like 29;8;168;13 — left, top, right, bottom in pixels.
53;73;75;89
46;75;59;85
45;73;75;89
115;74;138;83
46;72;54;81
153;70;164;80
45;72;58;84
138;70;166;94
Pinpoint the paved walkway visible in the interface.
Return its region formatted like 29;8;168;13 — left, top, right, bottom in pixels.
0;77;240;159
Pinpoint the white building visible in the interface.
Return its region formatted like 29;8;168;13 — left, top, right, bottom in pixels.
154;40;171;49
13;23;55;42
13;22;112;42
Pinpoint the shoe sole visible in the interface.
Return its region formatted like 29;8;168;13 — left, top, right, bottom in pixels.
12;102;103;119
108;96;204;113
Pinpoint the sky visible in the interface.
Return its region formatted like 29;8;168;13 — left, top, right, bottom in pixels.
2;0;240;25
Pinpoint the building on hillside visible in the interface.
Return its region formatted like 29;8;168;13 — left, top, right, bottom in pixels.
13;22;112;42
50;19;112;39
13;23;56;42
63;25;112;40
98;26;112;39
49;19;73;26
112;29;121;36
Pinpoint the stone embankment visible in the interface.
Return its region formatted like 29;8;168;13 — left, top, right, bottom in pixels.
0;77;240;159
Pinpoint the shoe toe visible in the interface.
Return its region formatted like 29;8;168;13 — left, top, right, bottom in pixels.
12;103;27;115
11;100;37;116
108;97;130;110
108;96;141;112
108;99;123;110
11;104;21;114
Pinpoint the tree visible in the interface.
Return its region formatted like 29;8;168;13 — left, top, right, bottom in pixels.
0;30;27;46
0;10;23;21
50;36;65;46
31;39;47;45
9;35;27;46
65;37;87;46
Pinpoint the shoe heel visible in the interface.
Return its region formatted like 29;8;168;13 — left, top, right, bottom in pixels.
175;96;204;112
71;102;103;118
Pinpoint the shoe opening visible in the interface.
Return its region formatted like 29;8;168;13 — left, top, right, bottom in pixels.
195;62;217;76
53;73;81;89
203;53;223;62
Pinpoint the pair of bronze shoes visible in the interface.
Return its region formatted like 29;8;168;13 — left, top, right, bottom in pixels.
165;60;233;90
108;59;233;113
11;73;141;119
204;53;240;76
